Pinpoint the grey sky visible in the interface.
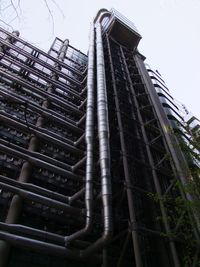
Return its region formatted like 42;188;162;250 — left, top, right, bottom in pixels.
1;0;200;118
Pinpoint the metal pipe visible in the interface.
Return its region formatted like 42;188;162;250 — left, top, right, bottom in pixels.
68;188;85;204
0;222;64;245
0;231;71;259
0;39;85;267
0;27;83;77
75;133;85;147
0;86;83;131
0;182;83;217
0;143;82;181
0;175;84;206
65;11;113;255
94;8;109;23
0;67;83;117
0;40;83;88
0;176;86;245
77;114;86;126
0;12;113;262
0;231;102;265
0;138;72;172
72;156;87;172
78;98;87;109
80;86;87;96
81;17;113;258
0;175;69;203
0;30;19;52
0;223;91;249
0;112;84;155
65;23;95;245
0;231;76;258
106;36;143;267
0;52;84;102
0;179;86;244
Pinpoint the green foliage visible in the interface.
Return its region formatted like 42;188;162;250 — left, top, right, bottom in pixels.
147;179;200;266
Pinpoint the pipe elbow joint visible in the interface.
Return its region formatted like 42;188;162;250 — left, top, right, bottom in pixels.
64;222;92;247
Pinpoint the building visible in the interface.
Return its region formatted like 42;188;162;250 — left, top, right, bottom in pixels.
0;8;199;267
147;66;200;173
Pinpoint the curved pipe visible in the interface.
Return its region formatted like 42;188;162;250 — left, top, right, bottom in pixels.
65;9;113;256
0;223;91;249
94;8;109;23
65;23;95;245
0;10;113;262
0;231;102;265
81;15;113;258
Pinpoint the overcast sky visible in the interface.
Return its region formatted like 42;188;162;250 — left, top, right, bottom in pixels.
1;0;200;118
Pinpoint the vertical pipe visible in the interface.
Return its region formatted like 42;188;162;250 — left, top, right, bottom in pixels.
81;21;113;259
65;24;95;245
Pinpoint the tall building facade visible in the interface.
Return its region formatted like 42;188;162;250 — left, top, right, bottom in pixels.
0;8;199;267
147;66;200;174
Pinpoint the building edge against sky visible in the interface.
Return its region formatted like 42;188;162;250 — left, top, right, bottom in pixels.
0;8;199;267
